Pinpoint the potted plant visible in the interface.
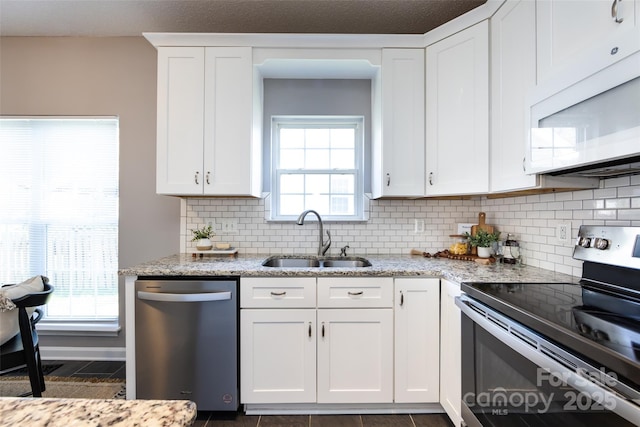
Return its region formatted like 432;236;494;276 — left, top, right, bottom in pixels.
465;229;501;258
191;225;215;250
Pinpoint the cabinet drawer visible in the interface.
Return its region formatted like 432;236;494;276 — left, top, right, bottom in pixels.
317;277;393;308
241;277;316;308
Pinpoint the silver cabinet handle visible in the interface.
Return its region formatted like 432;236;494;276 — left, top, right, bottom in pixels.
400;290;404;307
611;0;624;23
270;291;287;296
206;171;211;184
348;290;364;296
194;171;199;185
308;322;312;338
428;172;434;185
137;291;231;303
522;157;526;172
321;322;325;338
386;173;391;186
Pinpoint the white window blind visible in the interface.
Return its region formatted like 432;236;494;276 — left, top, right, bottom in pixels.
271;116;365;221
0;117;119;321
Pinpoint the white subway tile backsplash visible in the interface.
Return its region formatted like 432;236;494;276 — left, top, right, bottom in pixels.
181;176;640;277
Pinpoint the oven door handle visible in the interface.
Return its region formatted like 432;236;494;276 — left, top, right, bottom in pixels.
456;295;640;424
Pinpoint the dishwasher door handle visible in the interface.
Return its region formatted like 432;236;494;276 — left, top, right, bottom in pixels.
137;290;232;303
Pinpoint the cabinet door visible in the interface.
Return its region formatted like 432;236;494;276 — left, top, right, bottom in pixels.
426;21;489;196
204;47;259;196
394;278;440;403
156;47;205;195
490;0;538;192
537;0;640;84
317;309;393;403
240;309;316;403
373;49;425;198
440;279;462;427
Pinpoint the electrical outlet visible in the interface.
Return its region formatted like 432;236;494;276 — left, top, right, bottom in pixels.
414;219;425;234
557;223;570;244
217;218;238;234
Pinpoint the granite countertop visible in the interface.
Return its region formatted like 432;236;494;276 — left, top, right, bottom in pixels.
0;397;196;427
119;253;580;284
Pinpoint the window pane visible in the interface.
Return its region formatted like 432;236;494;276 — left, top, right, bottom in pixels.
280;128;305;148
305;175;330;194
331;149;355;169
280;174;304;194
280;195;305;216
306;149;330;169
331;174;355;194
331;128;355;148
331;196;354;215
280;148;305;169
306;128;330;149
306;195;330;215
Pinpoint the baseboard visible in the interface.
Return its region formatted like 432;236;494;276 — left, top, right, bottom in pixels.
41;346;126;361
244;403;443;415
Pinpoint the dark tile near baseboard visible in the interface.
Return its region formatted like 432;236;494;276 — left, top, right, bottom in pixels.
311;414;362;427
45;360;92;377
362;414;413;427
411;414;454;427
260;415;310;427
77;360;124;375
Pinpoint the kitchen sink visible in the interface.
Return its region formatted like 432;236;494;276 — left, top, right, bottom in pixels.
321;258;372;268
261;256;371;268
262;257;321;268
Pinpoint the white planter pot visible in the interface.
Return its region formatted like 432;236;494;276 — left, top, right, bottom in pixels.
196;238;213;250
477;246;492;258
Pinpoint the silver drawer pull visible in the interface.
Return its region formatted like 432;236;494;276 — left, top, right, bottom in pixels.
270;291;287;296
348;291;364;296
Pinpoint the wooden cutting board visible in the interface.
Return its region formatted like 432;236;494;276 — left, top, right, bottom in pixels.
470;212;494;255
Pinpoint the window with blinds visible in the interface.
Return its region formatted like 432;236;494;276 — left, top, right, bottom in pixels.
0;117;119;321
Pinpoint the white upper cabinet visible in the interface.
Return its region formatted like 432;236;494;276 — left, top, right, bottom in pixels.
156;46;261;196
537;0;640;85
372;49;425;198
156;47;205;195
426;21;489;196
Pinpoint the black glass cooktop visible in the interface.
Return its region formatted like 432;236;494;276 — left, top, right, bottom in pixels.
461;281;640;387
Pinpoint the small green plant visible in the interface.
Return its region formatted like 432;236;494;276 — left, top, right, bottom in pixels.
464;229;501;248
191;224;215;241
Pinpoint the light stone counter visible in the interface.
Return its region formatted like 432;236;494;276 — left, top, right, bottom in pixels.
119;253;579;284
0;397;196;427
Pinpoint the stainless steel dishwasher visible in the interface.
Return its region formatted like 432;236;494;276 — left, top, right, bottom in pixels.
135;278;238;411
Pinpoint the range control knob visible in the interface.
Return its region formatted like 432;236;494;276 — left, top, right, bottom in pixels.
578;237;591;248
593;238;610;250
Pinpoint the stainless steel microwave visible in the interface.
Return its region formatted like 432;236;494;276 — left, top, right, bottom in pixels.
526;48;640;175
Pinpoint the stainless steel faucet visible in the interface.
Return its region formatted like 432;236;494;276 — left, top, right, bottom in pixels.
296;209;331;255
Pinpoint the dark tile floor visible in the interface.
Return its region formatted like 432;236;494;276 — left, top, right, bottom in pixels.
5;361;453;427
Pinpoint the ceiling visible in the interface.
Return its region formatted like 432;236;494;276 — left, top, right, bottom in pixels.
0;0;486;37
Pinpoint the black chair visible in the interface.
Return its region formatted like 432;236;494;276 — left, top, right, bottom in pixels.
0;278;54;397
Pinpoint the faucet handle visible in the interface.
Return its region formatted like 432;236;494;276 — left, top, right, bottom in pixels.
340;245;350;257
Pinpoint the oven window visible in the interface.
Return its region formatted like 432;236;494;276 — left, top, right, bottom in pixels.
462;316;636;426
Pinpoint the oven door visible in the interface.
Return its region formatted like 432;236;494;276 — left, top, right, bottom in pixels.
456;295;640;426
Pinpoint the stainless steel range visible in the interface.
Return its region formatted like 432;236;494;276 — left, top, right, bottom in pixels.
457;226;640;426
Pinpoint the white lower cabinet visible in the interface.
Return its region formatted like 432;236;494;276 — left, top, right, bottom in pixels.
317;308;393;403
240;276;441;407
394;278;440;403
240;309;317;403
439;279;462;426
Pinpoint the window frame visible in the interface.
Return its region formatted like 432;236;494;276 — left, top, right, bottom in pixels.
270;115;366;221
0;116;119;329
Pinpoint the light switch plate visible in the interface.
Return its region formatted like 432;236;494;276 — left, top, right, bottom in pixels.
217;218;239;234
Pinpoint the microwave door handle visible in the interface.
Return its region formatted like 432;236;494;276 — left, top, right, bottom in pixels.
137;291;231;303
456;296;640;424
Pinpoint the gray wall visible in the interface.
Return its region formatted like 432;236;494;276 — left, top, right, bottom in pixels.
262;79;372;193
0;37;180;349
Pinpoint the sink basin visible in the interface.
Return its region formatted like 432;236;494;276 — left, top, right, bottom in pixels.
262;256;371;268
262;256;320;268
321;258;372;268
